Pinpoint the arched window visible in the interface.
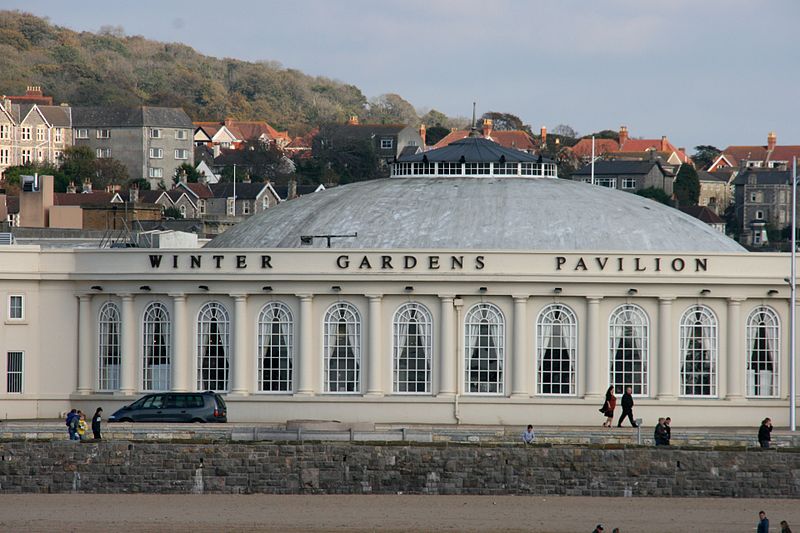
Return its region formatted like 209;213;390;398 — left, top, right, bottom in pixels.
536;304;577;395
464;303;504;394
197;302;230;392
143;302;171;391
746;306;780;397
257;302;293;392
608;304;649;396
98;302;121;391
679;305;718;397
393;302;433;394
324;302;361;393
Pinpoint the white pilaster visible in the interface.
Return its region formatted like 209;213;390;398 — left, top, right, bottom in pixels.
726;297;745;400
438;295;456;396
230;294;249;395
170;293;189;392
366;294;384;396
657;297;675;399
584;296;603;399
119;294;137;395
295;294;314;395
511;295;529;397
77;294;93;394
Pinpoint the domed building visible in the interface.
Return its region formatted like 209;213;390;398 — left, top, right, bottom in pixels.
0;137;796;427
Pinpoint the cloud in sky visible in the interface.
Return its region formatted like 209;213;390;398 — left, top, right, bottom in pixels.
4;0;799;149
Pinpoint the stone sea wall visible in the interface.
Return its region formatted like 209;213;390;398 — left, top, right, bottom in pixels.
0;440;798;497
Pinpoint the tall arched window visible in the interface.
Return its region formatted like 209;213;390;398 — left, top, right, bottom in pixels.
98;301;121;391
608;304;649;396
197;302;230;392
536;304;577;395
143;302;171;391
464;303;504;394
679;305;718;397
257;302;294;392
324;302;361;393
746;306;780;397
393;302;433;394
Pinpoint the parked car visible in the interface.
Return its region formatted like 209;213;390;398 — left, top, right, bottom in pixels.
108;391;227;423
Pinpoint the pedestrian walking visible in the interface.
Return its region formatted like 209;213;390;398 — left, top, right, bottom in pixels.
617;387;637;427
758;511;769;533
600;386;616;427
77;412;88;441
780;520;792;533
664;417;672;445
654;417;668;445
758;418;772;449
522;424;536;444
92;407;103;440
65;409;78;440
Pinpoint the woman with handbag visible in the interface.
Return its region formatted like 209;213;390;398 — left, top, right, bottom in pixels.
600;386;616;428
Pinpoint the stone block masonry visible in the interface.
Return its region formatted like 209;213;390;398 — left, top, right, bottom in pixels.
0;441;798;497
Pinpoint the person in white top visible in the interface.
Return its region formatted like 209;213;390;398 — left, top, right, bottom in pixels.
522;424;536;444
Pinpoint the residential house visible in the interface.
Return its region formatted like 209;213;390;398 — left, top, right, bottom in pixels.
0;89;72;177
678;205;726;234
697;170;734;216
733;169;796;247
72;106;194;189
431;119;537;153
175;181;214;218
271;181;326;201
193;118;291;156
709;132;800;172
571;159;675;195
205;181;281;217
314;116;424;167
569;126;690;166
195;160;220;184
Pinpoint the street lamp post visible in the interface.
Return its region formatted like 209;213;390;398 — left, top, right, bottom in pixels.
791;157;797;431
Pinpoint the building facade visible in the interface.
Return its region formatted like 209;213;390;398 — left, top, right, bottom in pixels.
0;100;72;177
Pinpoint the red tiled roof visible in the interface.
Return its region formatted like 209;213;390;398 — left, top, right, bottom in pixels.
569;138;620;158
619;138;689;163
193;122;223;137
54;192;116;206
721;145;800;166
432;129;536;151
679;205;724;224
181;182;213;199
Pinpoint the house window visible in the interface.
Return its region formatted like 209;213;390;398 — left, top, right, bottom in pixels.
536;304;577;396
199;200;206;215
596;177;617;188
150;128;161;139
98;302;121;391
679;305;718;397
148;167;163;179
465;163;491;175
6;351;23;394
54;128;63;143
175;130;188;140
21;149;32;164
323;302;361;393
0;124;9;139
609;304;649;396
495;163;519;175
262;196;269;210
750;192;758;202
97;129;110;139
393;302;432;394
21;127;31;140
242;201;250;215
96;148;111;159
755;210;764;220
380;138;393;150
226;198;235;216
142;302;171;391
257;302;294;392
36;127;45;141
75;129;89;139
175;149;189;160
8;295;23;320
746;306;780;398
465;303;504;395
622;178;637;189
179;204;186;217
438;162;461;175
149;148;163;159
197;302;230;392
0;148;9;165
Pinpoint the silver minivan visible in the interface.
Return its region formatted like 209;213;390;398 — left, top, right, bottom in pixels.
108;391;227;423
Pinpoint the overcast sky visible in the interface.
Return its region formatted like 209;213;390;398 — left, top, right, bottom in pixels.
6;0;799;151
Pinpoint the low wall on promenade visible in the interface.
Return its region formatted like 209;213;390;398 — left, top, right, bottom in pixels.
1;440;798;497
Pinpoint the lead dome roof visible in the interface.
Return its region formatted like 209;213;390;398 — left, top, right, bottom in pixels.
207;176;745;252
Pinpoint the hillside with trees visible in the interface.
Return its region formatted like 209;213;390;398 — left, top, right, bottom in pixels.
0;11;440;134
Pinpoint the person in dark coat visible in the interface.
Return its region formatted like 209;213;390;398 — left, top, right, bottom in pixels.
654;417;668;445
600;386;616;427
758;418;772;448
91;407;103;440
758;511;769;533
65;409;78;440
664;417;672;445
617;387;637;427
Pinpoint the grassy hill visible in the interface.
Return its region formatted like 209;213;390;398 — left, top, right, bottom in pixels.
0;11;373;134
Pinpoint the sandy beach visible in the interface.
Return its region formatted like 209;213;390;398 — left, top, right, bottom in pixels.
1;494;797;532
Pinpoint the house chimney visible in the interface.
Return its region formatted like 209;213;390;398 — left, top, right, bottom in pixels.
347;115;359;125
289;177;298;200
82;178;92;193
242;172;251;183
540;125;547;144
768;131;777;151
129;183;139;204
178;168;188;184
660;136;669;152
482;118;493;138
198;170;207;185
3;97;10;112
419;123;426;147
66;181;76;194
619;126;629;146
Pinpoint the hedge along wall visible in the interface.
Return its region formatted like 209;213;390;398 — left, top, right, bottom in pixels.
0;441;798;497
